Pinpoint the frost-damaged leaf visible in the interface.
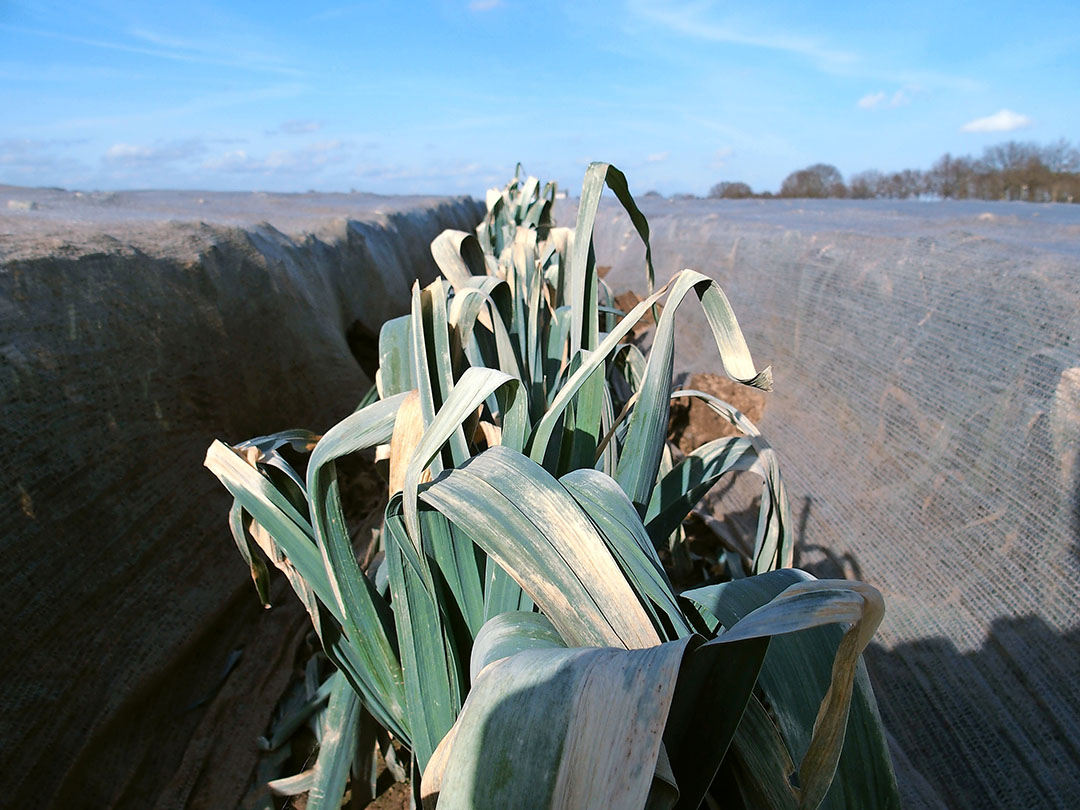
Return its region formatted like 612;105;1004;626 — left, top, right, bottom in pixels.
422;564;887;810
420;446;659;650
431;229;486;287
616;269;772;511
377;314;414;398
559;467;691;641
388;389;427;497
304;672;361;810
468;610;566;683
447;279;521;384
402;367;528;549
569;162;655;353
205;440;332;613
383;502;464;773
306;393;410;733
684;570;898;810
210;451;401;739
669;388;793;572
410;280;467;468
422;638;693;810
402;365;532;621
228;499;271;607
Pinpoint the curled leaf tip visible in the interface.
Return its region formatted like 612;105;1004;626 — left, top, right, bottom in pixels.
745;366;773;392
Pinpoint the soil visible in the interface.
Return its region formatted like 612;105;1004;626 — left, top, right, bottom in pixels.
667;372;767;455
363;783;411;810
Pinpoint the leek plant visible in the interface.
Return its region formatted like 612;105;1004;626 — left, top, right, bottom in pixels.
206;163;899;809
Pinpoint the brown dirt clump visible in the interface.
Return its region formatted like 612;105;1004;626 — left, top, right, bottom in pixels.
364;782;411;809
667;372;767;455
612;289;657;343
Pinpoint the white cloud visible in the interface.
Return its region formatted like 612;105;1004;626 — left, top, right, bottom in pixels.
858;88;913;109
889;89;911;107
858;91;886;109
711;147;734;168
103;139;205;168
961;109;1032;133
646;151;669;163
468;0;503;10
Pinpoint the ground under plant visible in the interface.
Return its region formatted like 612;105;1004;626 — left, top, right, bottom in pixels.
206;163;900;809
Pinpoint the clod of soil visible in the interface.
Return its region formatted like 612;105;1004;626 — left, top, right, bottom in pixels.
667;372;767;455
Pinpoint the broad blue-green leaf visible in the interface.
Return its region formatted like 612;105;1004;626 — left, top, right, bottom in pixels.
384;502;464;773
419;446;660;649
556;349;605;474
616;269;772;511
569;162;655;353
560;467;690;641
670;389;792;572
378;314;414;398
423;639;693;810
684;570;898;810
306;394;410;734
643;436;757;546
530;282;670;465
305;671;362;810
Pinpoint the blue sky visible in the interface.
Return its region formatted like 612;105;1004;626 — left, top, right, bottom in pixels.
2;0;1077;195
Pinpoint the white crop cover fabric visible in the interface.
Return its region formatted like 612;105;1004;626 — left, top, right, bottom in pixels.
580;196;1080;810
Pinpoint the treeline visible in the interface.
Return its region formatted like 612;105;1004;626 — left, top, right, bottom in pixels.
699;139;1080;202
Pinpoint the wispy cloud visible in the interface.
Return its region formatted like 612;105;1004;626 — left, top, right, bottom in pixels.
857;88;913;109
961;109;1032;133
0;60;145;82
646;151;669;163
626;0;855;68
0;22;302;76
468;0;504;11
308;5;361;22
204;140;350;174
625;1;979;91
711;147;734;168
0;138;88;181
270;119;324;135
49;83;307;132
355;161;482;180
858;91;885;109
103;139;206;168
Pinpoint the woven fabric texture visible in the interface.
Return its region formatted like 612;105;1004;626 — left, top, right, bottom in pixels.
583;197;1080;810
0;192;483;810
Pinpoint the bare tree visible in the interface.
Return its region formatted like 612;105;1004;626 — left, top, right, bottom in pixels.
709;181;754;199
1040;139;1080;173
773;139;1077;203
780;163;846;198
929;153;958;198
849;170;883;199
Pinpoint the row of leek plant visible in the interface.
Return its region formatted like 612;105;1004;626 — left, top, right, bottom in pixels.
206;163;899;810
